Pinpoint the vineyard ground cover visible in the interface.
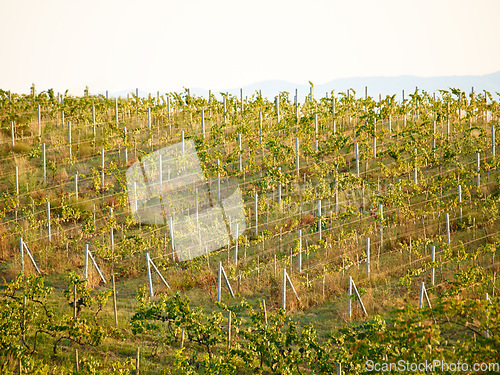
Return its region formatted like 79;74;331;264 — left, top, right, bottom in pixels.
1;87;500;373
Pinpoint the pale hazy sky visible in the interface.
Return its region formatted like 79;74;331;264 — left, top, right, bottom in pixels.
1;0;499;95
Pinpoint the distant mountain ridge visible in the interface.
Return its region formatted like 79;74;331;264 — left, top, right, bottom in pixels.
108;71;500;101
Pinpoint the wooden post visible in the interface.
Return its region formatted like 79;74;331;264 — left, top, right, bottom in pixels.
446;213;450;245
74;348;79;372
136;347;140;375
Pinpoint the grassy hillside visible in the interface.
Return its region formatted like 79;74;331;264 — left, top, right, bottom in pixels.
0;86;499;374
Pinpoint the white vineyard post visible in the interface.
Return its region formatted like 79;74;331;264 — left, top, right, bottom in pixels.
101;149;105;192
419;281;431;309
278;167;282;207
37;104;41;136
11;121;15;150
15;166;19;196
146;252;154;296
20;238;41;275
201;109;205;138
217;261;222;303
46;201;51;241
282;268;287;310
20;237;24;273
217;261;235;303
348;276;352;319
84;244;106;284
146;252;170;297
84;244;89;279
282;268;300;311
349;277;368;317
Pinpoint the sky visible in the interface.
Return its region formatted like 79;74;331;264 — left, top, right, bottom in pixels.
1;0;499;95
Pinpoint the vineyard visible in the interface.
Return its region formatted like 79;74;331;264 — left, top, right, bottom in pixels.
0;84;499;374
